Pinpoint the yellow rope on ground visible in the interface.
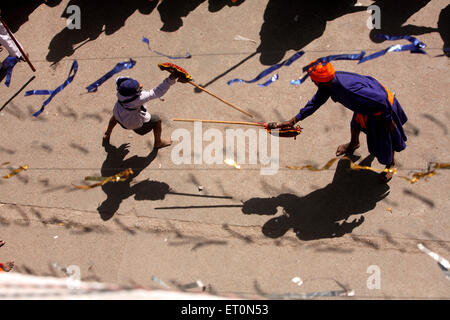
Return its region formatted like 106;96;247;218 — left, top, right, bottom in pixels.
2;165;29;179
73;168;134;190
287;157;449;184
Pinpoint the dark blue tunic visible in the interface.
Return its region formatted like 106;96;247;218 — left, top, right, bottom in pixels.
295;71;408;165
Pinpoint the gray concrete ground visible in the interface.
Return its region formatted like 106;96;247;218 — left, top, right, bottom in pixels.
0;0;449;299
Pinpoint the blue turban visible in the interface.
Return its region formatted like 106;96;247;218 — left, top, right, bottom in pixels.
117;78;140;97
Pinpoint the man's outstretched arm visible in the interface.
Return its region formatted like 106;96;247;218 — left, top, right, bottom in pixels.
267;88;330;129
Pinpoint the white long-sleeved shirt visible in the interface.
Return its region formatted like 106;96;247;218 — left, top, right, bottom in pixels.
113;77;175;130
0;22;22;58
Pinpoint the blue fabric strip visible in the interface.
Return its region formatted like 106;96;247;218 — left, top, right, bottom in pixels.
358;34;427;64
303;51;366;72
291;34;427;85
86;58;136;92
227;50;305;86
375;34;426;49
3;56;19;87
257;74;279;87
142;37;191;59
25;60;78;117
290;73;310;85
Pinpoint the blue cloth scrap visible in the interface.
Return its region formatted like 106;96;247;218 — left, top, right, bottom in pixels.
258;74;279;87
358;34;427;64
303;51;366;72
86;58;136;92
227;50;305;86
142;37;191;59
25;60;78;117
291;34;427;85
3;56;20;87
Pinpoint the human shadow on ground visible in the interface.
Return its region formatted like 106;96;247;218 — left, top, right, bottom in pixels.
438;4;450;57
0;0;62;33
257;0;368;65
46;0;158;63
97;141;170;220
157;0;245;32
241;155;390;240
368;0;438;43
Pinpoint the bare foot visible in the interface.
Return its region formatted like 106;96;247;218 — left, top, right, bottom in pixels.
380;162;396;183
2;261;14;272
336;142;360;156
154;139;172;149
0;240;5;248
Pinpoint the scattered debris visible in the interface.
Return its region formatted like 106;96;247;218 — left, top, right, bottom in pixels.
179;280;206;292
151;275;170;289
417;243;450;280
224;159;240;169
291;277;303;286
52;262;68;275
264;289;355;299
233;35;257;44
2;165;29;179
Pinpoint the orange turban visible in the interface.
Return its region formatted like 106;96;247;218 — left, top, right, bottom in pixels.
308;60;335;83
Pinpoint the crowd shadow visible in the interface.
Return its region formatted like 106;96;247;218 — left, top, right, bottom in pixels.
2;205;229;254
438;5;450;57
403;189;434;208
0;0;62;33
46;0;246;62
157;0;205;32
241;155;390;240
157;0;245;32
422;113;448;135
97;141;170;220
257;0;367;65
46;0;159;63
368;0;438;43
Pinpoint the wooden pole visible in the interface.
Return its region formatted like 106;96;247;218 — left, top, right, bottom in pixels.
173;118;264;127
187;81;254;118
0;17;36;72
0;75;35;113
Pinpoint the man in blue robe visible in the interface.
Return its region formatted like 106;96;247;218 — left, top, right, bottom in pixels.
269;61;408;182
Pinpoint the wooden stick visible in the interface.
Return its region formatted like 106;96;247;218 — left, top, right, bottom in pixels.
0;75;35;113
173;118;264;127
187;81;254;118
0;17;36;72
